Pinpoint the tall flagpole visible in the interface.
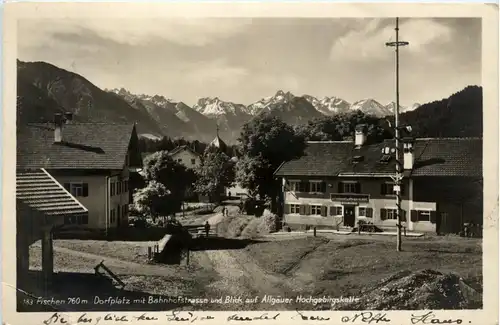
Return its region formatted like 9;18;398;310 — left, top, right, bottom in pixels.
386;17;409;252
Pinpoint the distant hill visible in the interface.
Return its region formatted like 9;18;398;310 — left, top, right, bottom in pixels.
16;60;482;143
17;60;163;136
399;85;482;138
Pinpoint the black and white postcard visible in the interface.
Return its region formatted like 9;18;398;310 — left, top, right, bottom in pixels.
1;2;498;325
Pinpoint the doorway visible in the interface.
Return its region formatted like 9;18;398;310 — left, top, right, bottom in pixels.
343;205;356;227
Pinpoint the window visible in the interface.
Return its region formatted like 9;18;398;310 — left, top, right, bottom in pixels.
117;181;122;195
330;206;343;216
288;181;306;192
191;158;196;165
63;182;89;197
290;204;300;214
310;205;322;215
309;181;324;193
416;210;431;222
123;204;128;217
381;183;394;195
110;182;116;196
117;205;121;220
64;215;88;225
110;209;116;223
341;182;360;194
358;207;373;218
386;209;398;220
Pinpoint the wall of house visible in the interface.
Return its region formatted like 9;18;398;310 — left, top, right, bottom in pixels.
109;169;131;228
52;169;132;230
282;176;436;232
413;176;483;233
54;174;107;228
171;150;200;170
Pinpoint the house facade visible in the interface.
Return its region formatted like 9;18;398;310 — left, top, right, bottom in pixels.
168;145;201;169
274;128;482;234
17;113;143;232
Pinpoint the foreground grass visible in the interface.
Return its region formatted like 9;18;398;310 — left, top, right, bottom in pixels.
53;239;153;264
246;236;482;298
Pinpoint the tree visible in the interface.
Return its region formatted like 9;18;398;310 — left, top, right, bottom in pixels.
236;115;306;204
142;150;197;210
194;150;235;202
132;181;175;222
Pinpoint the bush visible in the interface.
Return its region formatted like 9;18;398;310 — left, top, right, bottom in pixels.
258;209;279;233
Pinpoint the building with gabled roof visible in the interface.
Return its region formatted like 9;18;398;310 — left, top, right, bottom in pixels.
167;145;201;169
274;127;482;234
17;113;143;232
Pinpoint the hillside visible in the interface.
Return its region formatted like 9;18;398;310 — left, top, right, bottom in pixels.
399;85;482;138
17;60;164;135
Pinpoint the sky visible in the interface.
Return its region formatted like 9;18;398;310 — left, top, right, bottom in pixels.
17;17;481;107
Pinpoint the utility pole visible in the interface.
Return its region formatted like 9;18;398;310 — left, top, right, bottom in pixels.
386;17;409;252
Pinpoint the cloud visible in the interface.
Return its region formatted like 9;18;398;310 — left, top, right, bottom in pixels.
18;18;252;48
329;18;454;62
183;59;249;85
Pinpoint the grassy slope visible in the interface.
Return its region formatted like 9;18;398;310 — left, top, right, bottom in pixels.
245;236;482;297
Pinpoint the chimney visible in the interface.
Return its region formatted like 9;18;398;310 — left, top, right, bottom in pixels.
403;137;415;170
54;113;63;143
64;112;73;123
354;124;367;147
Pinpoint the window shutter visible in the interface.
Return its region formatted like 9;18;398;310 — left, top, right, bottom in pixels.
337;182;343;193
300;181;307;192
82;183;89;197
64;183;70;191
321;181;327;193
305;204;311;215
355;183;361;194
321;206;328;217
380;183;387;195
410;210;418;222
284;204;291;214
366;208;373;218
329;206;335;216
430;211;437;224
380;208;387;220
401;210;407;222
299;205;306;215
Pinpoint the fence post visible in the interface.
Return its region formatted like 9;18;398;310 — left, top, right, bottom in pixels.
148;247;152;260
313;227;317;237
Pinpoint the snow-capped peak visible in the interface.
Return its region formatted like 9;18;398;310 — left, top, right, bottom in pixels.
304;95;351;115
350;98;392;117
193;97;246;116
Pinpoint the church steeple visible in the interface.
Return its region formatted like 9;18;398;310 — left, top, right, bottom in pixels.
208;122;227;153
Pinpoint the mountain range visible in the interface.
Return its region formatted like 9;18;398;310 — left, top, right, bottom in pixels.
16;60;480;143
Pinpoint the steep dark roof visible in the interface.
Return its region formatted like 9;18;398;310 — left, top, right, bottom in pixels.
17;169;88;217
209;135;227;152
17;122;137;170
274;138;482;178
168;145;200;157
